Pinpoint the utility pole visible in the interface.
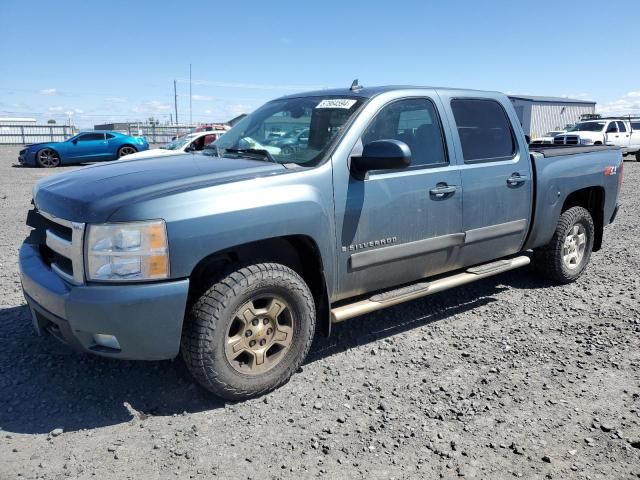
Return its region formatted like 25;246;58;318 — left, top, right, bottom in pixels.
173;80;179;125
189;64;193;126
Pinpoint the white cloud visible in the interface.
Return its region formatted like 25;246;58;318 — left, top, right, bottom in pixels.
204;109;212;114
47;106;64;112
40;88;59;96
104;96;128;103
596;93;640;116
131;100;172;114
192;95;214;101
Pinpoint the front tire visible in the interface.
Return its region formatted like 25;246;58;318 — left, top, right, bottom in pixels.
36;148;61;168
117;145;137;158
181;263;316;400
532;206;594;284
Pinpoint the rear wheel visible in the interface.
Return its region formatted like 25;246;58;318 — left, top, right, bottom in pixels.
281;145;294;157
532;206;594;284
117;145;137;158
36;148;60;168
181;263;316;400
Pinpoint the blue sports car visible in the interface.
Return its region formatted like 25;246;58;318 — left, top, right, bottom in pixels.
18;131;149;168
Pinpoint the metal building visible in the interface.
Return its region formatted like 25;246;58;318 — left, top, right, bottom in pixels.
508;95;596;139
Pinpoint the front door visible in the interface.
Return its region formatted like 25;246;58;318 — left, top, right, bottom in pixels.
604;121;622;147
444;96;533;266
69;132;108;160
332;95;464;300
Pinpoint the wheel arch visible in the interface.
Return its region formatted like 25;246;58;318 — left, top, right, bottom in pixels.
561;186;605;251
187;235;332;337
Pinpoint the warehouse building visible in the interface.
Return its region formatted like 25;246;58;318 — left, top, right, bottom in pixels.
508;95;596;139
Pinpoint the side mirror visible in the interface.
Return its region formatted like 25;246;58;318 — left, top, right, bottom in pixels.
72;139;78;145
351;139;411;179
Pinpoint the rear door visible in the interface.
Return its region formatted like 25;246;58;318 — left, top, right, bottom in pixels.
440;95;532;267
631;121;640;150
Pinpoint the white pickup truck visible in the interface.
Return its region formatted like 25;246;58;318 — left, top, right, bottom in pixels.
554;119;640;159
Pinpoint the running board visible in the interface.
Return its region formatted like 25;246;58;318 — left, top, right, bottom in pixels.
330;255;530;323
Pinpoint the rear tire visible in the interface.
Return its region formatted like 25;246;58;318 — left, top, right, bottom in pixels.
532;206;594;284
636;151;640;162
181;263;316;400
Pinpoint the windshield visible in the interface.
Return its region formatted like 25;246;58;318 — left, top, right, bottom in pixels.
202;96;365;165
163;134;197;150
567;122;606;132
543;131;562;137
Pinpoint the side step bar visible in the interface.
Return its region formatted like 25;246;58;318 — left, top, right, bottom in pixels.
330;255;530;323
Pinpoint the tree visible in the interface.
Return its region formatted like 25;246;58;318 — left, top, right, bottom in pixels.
47;119;56;124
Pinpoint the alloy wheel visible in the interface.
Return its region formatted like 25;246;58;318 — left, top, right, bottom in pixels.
225;296;294;375
562;223;587;270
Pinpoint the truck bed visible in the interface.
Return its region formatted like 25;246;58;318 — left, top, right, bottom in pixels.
528;144;618;158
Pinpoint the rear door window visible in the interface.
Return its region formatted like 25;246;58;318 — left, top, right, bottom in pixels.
617;121;627;133
450;99;515;162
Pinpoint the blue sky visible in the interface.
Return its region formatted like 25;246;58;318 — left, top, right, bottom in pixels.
1;0;639;127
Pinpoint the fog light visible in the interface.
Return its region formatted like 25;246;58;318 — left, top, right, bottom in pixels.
93;334;121;350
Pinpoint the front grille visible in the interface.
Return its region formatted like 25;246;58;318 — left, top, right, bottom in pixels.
27;209;85;284
553;135;580;145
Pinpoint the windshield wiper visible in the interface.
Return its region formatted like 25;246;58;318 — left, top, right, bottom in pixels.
224;148;277;163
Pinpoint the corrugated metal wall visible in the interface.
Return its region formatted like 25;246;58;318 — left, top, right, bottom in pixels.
529;103;595;138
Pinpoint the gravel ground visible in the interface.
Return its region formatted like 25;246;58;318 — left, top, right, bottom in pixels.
0;146;639;480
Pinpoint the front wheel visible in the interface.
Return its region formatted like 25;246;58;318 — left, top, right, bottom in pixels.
532;206;594;284
36;148;60;168
117;145;137;158
181;263;316;400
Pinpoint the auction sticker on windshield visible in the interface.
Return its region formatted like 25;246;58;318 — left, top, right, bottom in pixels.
315;99;358;109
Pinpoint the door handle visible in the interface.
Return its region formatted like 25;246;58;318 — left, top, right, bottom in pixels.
507;174;528;186
429;185;457;198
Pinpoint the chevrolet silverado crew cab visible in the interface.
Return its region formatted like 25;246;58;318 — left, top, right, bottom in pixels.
554;118;640;159
19;85;623;400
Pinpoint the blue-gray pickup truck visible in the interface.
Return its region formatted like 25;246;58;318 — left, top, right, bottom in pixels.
19;85;623;399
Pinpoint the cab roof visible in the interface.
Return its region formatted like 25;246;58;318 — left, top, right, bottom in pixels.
276;85;502;100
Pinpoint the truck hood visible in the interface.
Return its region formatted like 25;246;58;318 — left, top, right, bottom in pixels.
34;154;286;223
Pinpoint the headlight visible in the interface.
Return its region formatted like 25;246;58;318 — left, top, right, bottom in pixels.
581;138;594;145
85;220;169;281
